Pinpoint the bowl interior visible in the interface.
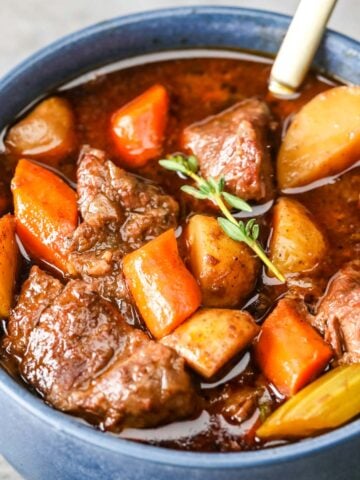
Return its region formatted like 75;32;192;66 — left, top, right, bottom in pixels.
0;5;359;469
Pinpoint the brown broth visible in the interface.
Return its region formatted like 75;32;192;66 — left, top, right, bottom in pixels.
0;51;359;452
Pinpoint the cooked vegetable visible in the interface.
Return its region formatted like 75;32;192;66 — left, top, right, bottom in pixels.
257;364;360;439
123;229;201;339
162;308;259;378
254;298;333;396
1;53;360;452
278;86;360;189
159;154;285;283
111;84;169;167
0;215;19;317
11;159;78;272
6;97;76;166
186;214;258;307
269;197;327;275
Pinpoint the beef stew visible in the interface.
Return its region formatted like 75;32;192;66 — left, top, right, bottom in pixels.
0;52;359;452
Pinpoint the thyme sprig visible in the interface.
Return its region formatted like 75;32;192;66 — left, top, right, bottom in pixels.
159;154;285;283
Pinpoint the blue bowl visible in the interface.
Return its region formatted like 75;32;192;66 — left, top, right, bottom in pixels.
0;7;359;480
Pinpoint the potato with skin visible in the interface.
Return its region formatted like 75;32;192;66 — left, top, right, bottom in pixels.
0;214;19;317
6;97;76;166
269;197;327;276
186;214;259;307
277;86;360;189
162;308;259;378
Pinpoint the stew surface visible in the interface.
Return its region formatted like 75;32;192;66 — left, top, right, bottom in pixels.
0;51;359;452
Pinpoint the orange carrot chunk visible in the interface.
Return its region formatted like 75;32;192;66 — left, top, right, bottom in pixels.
11;159;78;272
111;84;169;167
123;229;201;339
254;298;333;397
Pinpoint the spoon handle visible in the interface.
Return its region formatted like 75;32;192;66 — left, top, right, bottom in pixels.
269;0;337;95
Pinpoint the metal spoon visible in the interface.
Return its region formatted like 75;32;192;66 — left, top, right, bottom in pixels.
269;0;338;96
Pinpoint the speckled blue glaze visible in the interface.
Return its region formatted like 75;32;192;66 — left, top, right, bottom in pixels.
0;7;359;480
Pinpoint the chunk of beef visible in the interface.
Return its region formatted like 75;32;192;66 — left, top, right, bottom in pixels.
21;275;146;408
70;342;197;430
69;146;179;314
314;262;360;364
4;267;198;431
182;98;274;201
3;267;62;358
74;145;179;249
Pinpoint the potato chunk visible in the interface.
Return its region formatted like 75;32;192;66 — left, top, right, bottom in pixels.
277;86;360;189
6;97;76;165
0;215;19;317
269;197;327;275
162;308;259;378
186;215;258;307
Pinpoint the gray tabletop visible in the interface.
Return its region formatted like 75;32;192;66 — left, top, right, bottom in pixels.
0;1;358;479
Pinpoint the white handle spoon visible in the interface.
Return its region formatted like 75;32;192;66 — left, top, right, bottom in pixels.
269;0;338;96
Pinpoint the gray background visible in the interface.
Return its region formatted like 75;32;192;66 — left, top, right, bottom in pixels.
0;0;358;478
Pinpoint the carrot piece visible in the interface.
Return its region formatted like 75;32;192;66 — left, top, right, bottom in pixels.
0;215;19;317
111;84;169;167
11;159;78;272
123;229;201;339
162;308;259;378
254;298;333;396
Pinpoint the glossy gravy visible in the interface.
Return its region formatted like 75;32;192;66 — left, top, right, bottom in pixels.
0;52;359;452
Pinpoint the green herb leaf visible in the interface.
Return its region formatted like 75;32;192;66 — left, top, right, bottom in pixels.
245;218;256;236
181;185;208;200
199;183;211;195
159;159;188;175
222;192;252;212
208;177;219;193
218;177;225;193
252;223;260;240
217;217;247;243
187;155;199;173
159;152;285;283
238;220;245;233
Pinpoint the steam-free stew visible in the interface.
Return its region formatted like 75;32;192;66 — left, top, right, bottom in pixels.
0;54;359;452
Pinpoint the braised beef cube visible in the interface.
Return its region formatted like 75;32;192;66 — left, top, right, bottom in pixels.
4;267;199;431
71;342;198;431
314;261;360;364
75;145;179;244
3;267;63;358
21;277;147;408
69;146;179;312
182;98;274;201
